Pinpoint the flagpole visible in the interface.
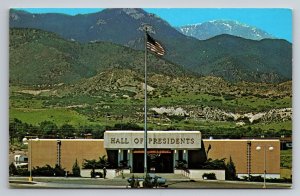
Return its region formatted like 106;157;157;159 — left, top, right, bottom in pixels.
144;26;148;175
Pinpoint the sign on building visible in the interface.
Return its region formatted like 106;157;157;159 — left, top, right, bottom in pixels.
104;131;201;149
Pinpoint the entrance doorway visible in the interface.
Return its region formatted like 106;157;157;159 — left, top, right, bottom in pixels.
132;149;174;173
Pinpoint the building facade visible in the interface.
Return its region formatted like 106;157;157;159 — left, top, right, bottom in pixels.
203;139;280;178
28;130;280;178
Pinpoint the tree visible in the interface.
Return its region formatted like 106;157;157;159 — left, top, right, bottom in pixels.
60;124;75;138
9;118;27;142
201;158;226;169
82;156;109;177
77;125;93;137
72;159;81;177
113;122;142;130
82;159;98;177
98;155;109;168
40;121;58;136
91;129;104;139
225;156;237;180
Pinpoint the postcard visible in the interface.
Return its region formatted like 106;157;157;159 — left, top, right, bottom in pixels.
9;8;292;189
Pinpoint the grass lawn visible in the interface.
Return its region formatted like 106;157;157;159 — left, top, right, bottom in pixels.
9;108;96;126
281;149;292;169
280;149;292;179
8;85;292;136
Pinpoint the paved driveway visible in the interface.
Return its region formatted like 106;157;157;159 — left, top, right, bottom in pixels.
9;177;291;189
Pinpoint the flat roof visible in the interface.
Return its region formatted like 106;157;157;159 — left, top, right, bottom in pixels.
30;139;104;141
27;138;279;142
202;139;280;142
105;130;201;134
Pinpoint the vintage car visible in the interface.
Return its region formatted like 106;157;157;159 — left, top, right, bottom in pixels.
127;173;167;187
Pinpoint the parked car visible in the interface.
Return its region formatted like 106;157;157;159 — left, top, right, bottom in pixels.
127;173;167;187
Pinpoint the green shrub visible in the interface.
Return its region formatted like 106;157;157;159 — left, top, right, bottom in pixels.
200;158;226;169
91;171;103;178
175;160;187;169
54;164;66;176
17;168;30;176
32;164;54;176
32;164;66;176
8;162;29;176
119;160;129;169
202;173;216;180
249;175;264;182
9;163;18;176
267;178;292;183
241;175;292;183
113;122;142;130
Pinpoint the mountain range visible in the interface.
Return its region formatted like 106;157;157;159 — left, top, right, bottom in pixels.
9;8;292;83
10;28;187;85
177;20;275;41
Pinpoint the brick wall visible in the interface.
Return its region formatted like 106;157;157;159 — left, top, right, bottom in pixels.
203;139;280;175
30;139;106;172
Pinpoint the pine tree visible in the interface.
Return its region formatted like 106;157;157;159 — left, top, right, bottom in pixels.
72;159;81;177
225;156;237;180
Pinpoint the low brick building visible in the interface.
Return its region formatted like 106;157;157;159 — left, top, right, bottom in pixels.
27;130;280;178
203;139;280;178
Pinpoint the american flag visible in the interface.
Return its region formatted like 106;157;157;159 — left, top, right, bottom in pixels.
146;32;165;56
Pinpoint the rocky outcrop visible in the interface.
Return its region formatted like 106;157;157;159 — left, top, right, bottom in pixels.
200;107;292;123
150;106;292;124
263;108;292;122
150;107;189;116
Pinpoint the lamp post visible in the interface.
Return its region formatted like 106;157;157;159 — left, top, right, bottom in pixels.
256;145;274;188
22;137;39;182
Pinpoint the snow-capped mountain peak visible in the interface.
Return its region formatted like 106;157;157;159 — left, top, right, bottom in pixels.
178;20;275;40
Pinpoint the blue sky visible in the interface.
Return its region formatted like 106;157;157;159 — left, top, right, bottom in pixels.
17;8;292;42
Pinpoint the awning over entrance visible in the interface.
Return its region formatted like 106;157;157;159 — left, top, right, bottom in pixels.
133;149;172;154
104;130;201;149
